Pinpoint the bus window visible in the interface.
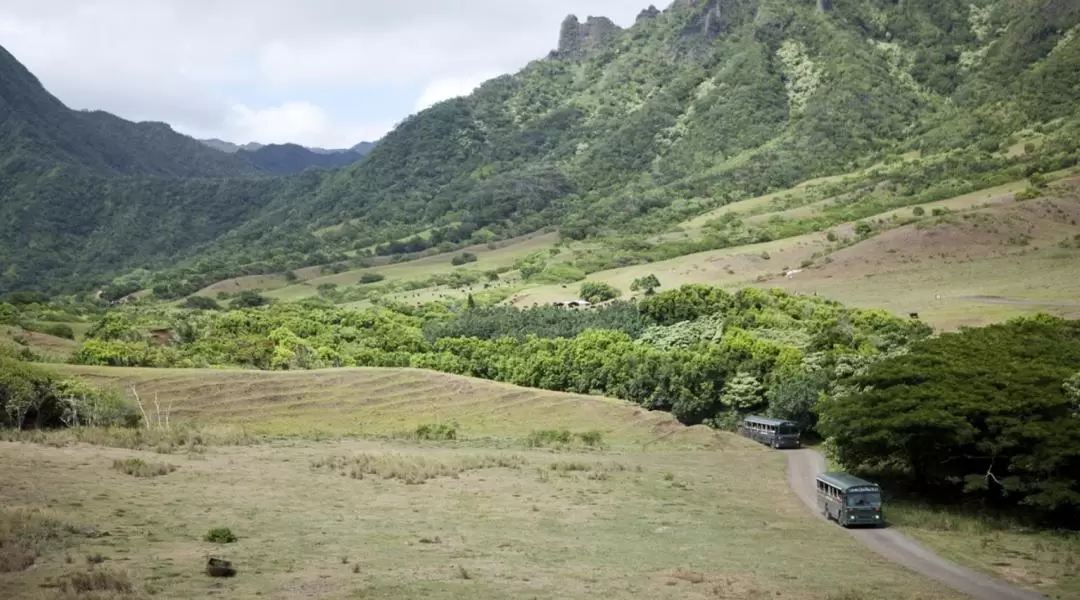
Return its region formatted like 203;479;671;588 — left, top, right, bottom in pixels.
845;490;881;507
777;423;798;435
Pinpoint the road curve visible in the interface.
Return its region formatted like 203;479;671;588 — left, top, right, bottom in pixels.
786;449;1047;600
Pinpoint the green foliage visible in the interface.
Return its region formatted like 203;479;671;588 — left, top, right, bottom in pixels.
450;252;478;266
184;296;220;311
526;429;604;448
0;357;137;429
630;274;662;295
229;291;268;309
912;206;926;217
358;273;385;284
819;317;1080;523
579;281;621;303
414;423;457;441
204;527;237;544
4;0;1079;296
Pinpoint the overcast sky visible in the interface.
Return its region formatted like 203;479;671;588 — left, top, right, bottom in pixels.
0;1;650;148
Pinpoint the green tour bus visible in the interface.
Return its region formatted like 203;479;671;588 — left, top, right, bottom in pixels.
816;472;884;528
740;415;801;449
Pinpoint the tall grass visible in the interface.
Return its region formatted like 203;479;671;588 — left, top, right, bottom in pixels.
311;452;526;484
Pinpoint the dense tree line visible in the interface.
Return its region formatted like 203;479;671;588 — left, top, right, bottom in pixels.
819;316;1080;525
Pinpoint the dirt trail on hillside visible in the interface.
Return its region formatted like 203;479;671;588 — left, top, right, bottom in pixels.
786;450;1047;600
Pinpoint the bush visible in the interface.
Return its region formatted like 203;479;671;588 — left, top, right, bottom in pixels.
184;296;220;310
912;206;926;217
204;527;237;544
359;273;385;284
579;281;621;304
1015;187;1041;201
38;323;75;339
112;458;177;478
451;252;478;266
414;422;457;441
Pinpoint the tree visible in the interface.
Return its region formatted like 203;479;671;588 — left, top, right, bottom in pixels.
766;369;829;430
720;372;764;411
818;316;1080;520
630;274;662;295
579;281;621;304
184;296;220;310
229;291;268;309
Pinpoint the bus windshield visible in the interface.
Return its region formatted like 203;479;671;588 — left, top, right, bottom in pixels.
777;424;798;435
844;491;881;507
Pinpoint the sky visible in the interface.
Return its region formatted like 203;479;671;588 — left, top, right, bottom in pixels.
0;1;651;148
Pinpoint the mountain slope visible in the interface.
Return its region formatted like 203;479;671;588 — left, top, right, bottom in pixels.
237;143;366;174
0;46;258;178
1;0;1079;298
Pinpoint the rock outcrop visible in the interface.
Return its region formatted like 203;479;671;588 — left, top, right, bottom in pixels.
553;15;623;61
636;5;662;23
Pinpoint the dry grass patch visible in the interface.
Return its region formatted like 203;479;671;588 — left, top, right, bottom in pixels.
0;437;961;599
0;508;94;574
311;451;527;484
0;424;256;454
111;458;177;478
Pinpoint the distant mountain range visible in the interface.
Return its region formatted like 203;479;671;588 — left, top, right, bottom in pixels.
197;139;377;174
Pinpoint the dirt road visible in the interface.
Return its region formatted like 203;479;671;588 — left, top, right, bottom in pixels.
786;449;1047;600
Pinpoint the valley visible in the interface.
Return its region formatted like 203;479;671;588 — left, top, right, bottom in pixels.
2;0;1080;599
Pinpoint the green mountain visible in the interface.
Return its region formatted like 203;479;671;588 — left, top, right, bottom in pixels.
238;143;368;174
1;0;1079;298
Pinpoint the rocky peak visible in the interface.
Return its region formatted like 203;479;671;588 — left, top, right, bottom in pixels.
636;5;661;23
554;14;623;61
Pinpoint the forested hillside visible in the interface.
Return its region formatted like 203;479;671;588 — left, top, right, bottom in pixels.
238;143;368;175
2;0;1079;297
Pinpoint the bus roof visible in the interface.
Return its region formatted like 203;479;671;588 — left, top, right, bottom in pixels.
742;415;797;427
816;472;879;491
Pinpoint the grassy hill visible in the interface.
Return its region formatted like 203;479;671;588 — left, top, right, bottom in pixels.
1;364;969;600
51;364;716;446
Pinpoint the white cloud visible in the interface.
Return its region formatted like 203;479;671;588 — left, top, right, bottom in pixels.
0;0;650;147
414;73;502;112
191;101;395;148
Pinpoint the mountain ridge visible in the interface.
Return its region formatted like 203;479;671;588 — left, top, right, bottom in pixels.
1;0;1079;298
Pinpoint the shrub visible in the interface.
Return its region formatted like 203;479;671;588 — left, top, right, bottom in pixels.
826;231;838;242
1015;187;1041;201
60;569;133;594
451;252;478;266
525;429;604;448
912;206;926;217
204;527;237;544
39;323;75;339
359;273;385;284
414;422;457;441
184;296;220;310
579;281;621;303
112;458;177;478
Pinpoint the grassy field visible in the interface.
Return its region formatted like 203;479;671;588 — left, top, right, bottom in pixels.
0;366;963;600
887;504;1079;600
516;178;1080;329
1;325;79;361
259;232;558;303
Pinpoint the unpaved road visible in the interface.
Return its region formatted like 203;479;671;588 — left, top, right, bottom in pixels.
786;449;1047;600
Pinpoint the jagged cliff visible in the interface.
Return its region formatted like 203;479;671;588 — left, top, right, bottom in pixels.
553;15;624;60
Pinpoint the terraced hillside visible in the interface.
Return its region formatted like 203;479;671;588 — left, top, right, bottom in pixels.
1;365;968;600
53;365;712;446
